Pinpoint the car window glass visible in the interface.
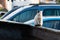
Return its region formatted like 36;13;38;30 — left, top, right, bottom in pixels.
43;9;60;16
43;20;60;30
12;10;38;22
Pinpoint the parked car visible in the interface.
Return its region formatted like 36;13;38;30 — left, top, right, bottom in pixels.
1;5;60;26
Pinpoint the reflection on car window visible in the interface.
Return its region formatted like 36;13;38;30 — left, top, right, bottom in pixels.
12;10;38;22
43;9;60;16
43;20;60;30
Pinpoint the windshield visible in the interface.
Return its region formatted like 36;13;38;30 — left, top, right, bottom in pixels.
1;7;21;19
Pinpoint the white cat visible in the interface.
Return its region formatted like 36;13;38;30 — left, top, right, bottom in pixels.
34;11;43;27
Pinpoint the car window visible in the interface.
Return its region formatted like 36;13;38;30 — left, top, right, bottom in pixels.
43;20;60;30
12;10;38;22
43;9;60;16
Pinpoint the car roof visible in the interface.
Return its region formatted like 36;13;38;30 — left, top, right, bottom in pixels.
39;4;60;6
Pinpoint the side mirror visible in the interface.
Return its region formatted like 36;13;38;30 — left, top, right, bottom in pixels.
0;13;5;16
